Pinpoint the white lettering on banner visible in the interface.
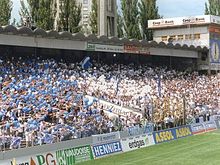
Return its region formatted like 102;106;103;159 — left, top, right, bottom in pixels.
85;95;142;118
93;141;122;158
86;43;123;53
92;132;120;144
121;134;155;152
95;44;123;53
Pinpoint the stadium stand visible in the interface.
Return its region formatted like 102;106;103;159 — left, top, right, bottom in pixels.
0;55;219;151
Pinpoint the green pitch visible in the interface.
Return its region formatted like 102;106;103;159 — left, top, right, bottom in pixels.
78;130;220;165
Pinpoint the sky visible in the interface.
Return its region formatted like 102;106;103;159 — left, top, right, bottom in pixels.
11;0;208;22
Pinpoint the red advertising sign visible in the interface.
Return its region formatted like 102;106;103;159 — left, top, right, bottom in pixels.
124;45;150;55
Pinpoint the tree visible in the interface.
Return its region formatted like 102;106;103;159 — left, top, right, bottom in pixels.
205;0;220;15
59;0;70;31
58;0;82;32
36;0;56;30
121;0;141;39
0;0;12;26
26;0;55;30
117;12;124;38
27;0;40;24
89;0;98;34
139;0;160;40
69;1;82;33
19;0;31;27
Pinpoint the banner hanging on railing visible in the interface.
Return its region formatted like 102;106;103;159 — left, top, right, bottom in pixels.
92;132;120;145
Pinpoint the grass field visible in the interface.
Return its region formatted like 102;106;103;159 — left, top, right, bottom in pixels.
78;130;220;165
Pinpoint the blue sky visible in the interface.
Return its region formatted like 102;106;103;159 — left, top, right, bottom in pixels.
12;0;208;22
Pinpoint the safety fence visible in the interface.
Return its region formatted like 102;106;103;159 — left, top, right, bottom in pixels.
0;120;219;165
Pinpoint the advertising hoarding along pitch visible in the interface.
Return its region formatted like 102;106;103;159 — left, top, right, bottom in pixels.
153;125;192;144
190;123;205;135
190;121;217;135
121;134;155;152
203;121;217;132
1;152;57;165
92;141;123;158
92;131;120;145
56;145;94;165
1;145;94;165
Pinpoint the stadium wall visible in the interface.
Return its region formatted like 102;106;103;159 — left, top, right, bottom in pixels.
0;120;219;164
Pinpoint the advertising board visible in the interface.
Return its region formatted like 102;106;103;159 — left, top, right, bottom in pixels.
1;151;57;165
190;123;206;135
92;141;122;158
56;145;94;165
153;125;192;144
210;39;220;65
92;131;120;145
1;145;93;165
203;121;217;132
124;45;150;55
215;119;220;129
121;134;155;152
86;43;123;53
148;15;211;28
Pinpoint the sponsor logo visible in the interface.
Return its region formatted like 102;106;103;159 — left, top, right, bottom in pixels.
152;20;174;27
154;126;192;143
97;134;117;142
86;43;95;51
11;158;30;165
93;141;122;157
191;124;205;134
176;127;192;138
155;130;175;143
10;153;56;165
92;132;120;144
128;139;145;149
182;17;205;24
36;153;56;165
56;145;93;165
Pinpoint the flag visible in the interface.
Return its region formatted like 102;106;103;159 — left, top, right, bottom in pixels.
157;75;161;97
81;57;92;70
10;137;21;149
43;133;54;144
115;75;120;95
108;106;114;112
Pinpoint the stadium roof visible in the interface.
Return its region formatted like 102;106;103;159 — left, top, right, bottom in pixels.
0;25;208;53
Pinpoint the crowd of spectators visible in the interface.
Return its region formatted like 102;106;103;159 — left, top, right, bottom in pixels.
0;55;219;150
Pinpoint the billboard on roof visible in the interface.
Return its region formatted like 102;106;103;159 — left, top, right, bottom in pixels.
148;15;212;28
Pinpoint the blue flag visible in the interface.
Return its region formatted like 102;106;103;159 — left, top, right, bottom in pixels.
81;57;92;70
157;75;161;97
